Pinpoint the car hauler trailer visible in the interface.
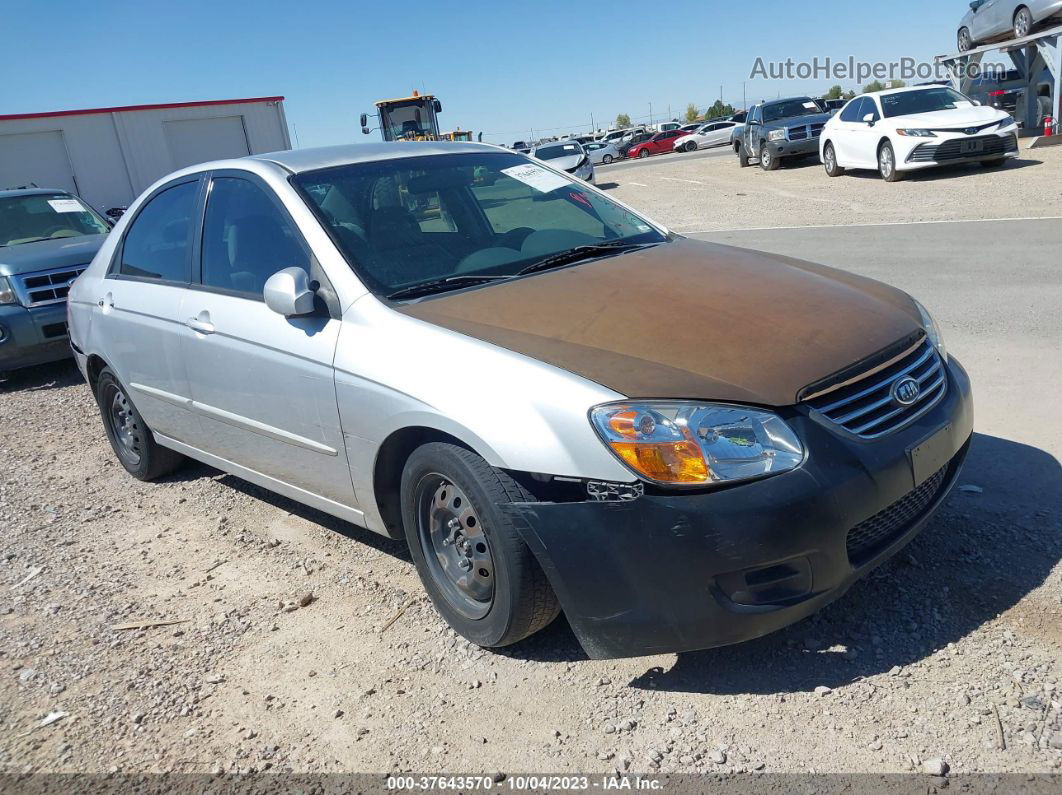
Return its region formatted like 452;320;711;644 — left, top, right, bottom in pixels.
0;96;291;213
937;23;1061;135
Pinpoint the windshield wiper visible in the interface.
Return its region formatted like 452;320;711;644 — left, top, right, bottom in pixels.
516;241;658;277
386;274;510;301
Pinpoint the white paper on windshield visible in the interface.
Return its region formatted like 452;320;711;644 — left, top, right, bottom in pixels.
953;101;974;108
47;199;84;213
803;102;818;110
501;163;571;193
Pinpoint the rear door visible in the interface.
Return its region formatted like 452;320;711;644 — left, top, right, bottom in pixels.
98;176;203;444
179;170;355;506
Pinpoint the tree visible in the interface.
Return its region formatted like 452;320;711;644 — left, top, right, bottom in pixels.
615;113;631;128
704;99;736;120
863;80;887;94
684;103;700;123
889;79;906;89
844;90;857;100
823;85;845;100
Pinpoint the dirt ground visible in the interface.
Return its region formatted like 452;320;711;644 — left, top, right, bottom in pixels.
2;144;1061;781
597;142;1062;233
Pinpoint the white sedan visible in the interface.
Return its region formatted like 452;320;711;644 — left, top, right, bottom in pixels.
820;86;1018;182
672;120;740;153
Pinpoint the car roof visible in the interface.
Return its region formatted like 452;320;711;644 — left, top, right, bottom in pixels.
0;188;73;199
762;96;815;106
249;142;506;174
872;85;954;97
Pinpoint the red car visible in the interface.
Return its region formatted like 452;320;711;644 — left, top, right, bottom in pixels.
627;129;685;158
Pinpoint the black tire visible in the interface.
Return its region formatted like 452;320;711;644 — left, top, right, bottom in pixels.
684;142;698;152
759;143;781;171
637;148;650;159
878;141;905;182
958;26;972;52
1014;6;1033;39
602;154;613;164
737;141;750;168
95;367;184;480
823;142;845;177
400;442;559;648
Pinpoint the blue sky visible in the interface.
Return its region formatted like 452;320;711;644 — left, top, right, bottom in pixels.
8;0;985;146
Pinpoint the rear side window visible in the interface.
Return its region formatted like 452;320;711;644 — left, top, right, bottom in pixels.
120;181;198;282
840;98;867;123
200;177;307;297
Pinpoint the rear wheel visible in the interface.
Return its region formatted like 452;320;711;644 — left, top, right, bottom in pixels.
759;143;780;171
958;26;972;52
1014;6;1033;39
737;141;750;168
400;442;559;648
823;142;845;177
95;367;184;480
878;141;905;182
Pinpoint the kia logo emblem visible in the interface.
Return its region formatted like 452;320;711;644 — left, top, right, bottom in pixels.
891;377;921;406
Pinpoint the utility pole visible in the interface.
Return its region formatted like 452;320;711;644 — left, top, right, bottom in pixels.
648;102;653;126
590;112;595;135
743;82;747;112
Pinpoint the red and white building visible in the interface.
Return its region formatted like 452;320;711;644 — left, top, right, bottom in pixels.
0;96;291;212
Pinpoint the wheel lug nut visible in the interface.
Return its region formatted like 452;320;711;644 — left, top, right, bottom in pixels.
458;559;472;571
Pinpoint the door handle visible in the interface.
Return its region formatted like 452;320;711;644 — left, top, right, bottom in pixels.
98;292;114;309
186;316;215;334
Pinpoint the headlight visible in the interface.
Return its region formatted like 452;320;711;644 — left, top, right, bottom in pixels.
896;129;936;137
997;115;1015;130
913;299;947;362
767;129;787;142
589;402;805;487
0;276;17;305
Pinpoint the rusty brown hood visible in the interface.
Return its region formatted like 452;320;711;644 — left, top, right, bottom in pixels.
398;238;923;406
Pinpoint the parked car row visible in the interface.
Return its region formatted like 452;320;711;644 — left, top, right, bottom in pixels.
53;140;971;660
735;86;1019;182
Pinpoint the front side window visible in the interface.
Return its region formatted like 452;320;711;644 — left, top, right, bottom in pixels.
293;152;666;298
839;97;867;123
200;177;307;296
120;181;198;282
0;193;109;248
880;88;974;118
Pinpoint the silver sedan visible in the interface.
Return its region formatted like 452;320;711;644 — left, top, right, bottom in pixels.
583;141;621;165
672;120;740;153
958;0;1062;50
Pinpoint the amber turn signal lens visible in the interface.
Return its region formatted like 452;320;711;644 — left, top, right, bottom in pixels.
610;440;709;484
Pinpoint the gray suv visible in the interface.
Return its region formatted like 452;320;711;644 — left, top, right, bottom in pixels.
0;189;110;377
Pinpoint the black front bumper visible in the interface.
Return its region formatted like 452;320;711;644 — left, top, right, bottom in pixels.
504;357;974;659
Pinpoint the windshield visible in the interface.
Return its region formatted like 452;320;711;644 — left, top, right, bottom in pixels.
292;152;666;297
535;143;582;161
762;98;823;122
880;88;975;118
0;193;109;247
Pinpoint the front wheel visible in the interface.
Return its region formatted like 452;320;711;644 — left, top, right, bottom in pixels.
637;148;650;159
684;142;698;152
823;142;845;177
1014;7;1033;39
878;141;905;182
759;143;781;171
400;442;559;648
602;154;613;164
95;367;184;480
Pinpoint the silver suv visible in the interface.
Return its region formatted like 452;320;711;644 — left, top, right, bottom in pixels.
70;143;971;659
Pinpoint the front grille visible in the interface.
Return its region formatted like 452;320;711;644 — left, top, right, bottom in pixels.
41;322;68;339
12;266;87;307
846;465;948;564
805;338;946;439
908;133;1017;163
786;122;825;141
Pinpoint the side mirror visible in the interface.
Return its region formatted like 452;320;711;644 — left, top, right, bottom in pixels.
434;99;443;114
863;113;876;125
972;100;982;106
362;127;371;135
359;113;368;128
264;267;316;317
105;207;126;221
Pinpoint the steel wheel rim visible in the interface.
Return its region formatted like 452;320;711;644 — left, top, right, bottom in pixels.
761;147;772;167
880;146;894;177
416;475;494;619
959;29;970;50
107;386;142;465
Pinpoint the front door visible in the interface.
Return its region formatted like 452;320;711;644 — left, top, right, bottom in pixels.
99;176;203;444
179;172;355;507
